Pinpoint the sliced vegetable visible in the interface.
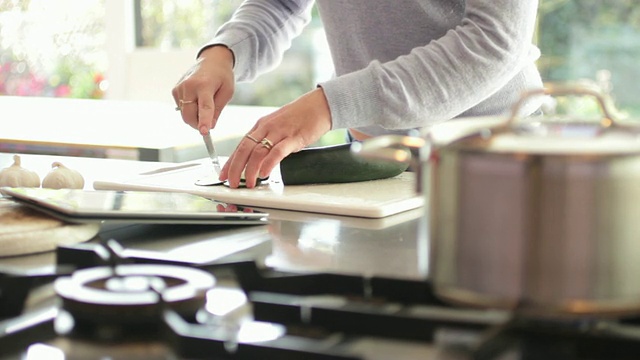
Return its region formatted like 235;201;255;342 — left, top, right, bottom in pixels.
280;143;409;185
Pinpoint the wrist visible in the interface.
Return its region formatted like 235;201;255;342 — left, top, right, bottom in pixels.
198;44;235;69
311;87;333;130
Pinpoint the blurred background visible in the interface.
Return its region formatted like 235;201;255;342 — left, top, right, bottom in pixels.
1;0;638;118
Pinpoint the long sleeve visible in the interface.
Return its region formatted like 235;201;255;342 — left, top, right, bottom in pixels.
317;0;543;134
203;0;543;136
206;0;315;82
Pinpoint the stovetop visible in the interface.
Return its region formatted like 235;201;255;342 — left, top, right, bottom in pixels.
3;227;640;360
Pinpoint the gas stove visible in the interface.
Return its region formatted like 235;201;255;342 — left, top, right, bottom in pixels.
3;238;640;360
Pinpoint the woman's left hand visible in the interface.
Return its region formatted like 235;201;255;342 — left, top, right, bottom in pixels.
220;87;332;188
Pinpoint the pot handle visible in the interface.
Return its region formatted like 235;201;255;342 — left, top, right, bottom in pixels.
507;85;617;128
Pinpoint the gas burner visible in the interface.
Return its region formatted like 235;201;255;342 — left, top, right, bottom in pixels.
54;264;215;338
8;237;640;359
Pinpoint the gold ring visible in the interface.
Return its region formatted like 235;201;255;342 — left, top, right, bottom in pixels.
245;134;260;143
261;138;273;150
175;99;196;111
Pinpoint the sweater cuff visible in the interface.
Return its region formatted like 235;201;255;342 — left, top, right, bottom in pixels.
201;31;256;81
197;43;236;68
319;67;383;131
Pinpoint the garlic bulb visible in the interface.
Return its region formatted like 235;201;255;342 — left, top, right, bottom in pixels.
0;155;41;187
42;162;85;189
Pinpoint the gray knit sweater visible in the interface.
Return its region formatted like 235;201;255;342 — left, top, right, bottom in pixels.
208;0;543;136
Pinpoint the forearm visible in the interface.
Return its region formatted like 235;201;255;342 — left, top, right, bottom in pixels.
322;0;542;132
202;0;315;82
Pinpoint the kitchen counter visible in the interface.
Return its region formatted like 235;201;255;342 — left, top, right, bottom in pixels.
0;96;275;162
0;153;428;278
0;153;440;360
4;150;637;359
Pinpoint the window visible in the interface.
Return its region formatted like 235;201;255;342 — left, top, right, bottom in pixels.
0;0;107;98
134;0;231;49
536;0;640;117
132;0;331;107
1;1;639;117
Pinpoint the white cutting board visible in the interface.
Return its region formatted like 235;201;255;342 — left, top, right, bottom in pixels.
93;160;423;218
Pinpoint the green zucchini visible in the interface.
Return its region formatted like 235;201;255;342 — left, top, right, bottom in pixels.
280;143;409;185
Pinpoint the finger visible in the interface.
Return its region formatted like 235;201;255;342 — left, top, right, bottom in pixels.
243;148;271;188
219;125;260;181
222;135;262;188
260;140;296;178
171;87;180;109
212;82;234;126
225;204;239;212
196;92;215;135
219;152;233;180
180;98;199;130
174;84;199;130
257;136;302;180
173;91;191;129
243;135;282;188
219;138;243;180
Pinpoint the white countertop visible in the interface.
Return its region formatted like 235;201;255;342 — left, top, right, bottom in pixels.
0;96;275;162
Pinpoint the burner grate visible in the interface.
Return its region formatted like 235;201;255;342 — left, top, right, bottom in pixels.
250;291;505;342
470;316;640;360
4;240;640;359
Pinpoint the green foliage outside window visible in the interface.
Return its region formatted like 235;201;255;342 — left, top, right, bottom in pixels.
1;0;639;119
537;0;640;117
0;0;106;99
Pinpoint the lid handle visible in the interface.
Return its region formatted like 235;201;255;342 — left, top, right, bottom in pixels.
507;85;617;128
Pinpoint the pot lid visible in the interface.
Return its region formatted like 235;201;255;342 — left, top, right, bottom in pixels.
435;87;640;156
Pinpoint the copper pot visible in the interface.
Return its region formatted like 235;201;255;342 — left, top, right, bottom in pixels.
352;87;640;317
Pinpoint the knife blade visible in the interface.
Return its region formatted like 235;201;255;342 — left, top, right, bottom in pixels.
203;132;222;175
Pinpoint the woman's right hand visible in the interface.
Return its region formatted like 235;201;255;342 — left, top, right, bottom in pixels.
171;45;235;135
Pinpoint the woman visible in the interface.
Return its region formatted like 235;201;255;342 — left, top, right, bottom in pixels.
172;0;543;188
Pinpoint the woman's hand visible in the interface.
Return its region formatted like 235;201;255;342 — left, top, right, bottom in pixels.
171;45;235;135
220;87;333;188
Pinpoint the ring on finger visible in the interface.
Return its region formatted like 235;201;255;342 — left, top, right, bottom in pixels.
175;99;197;111
260;138;273;147
245;134;260;143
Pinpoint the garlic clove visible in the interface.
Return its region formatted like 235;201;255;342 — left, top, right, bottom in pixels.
42;162;85;189
0;155;41;187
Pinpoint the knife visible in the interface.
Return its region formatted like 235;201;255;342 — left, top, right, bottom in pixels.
203;132;222;175
195;132;225;186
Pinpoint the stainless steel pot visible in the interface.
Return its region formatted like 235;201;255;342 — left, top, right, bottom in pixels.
352;87;640;317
